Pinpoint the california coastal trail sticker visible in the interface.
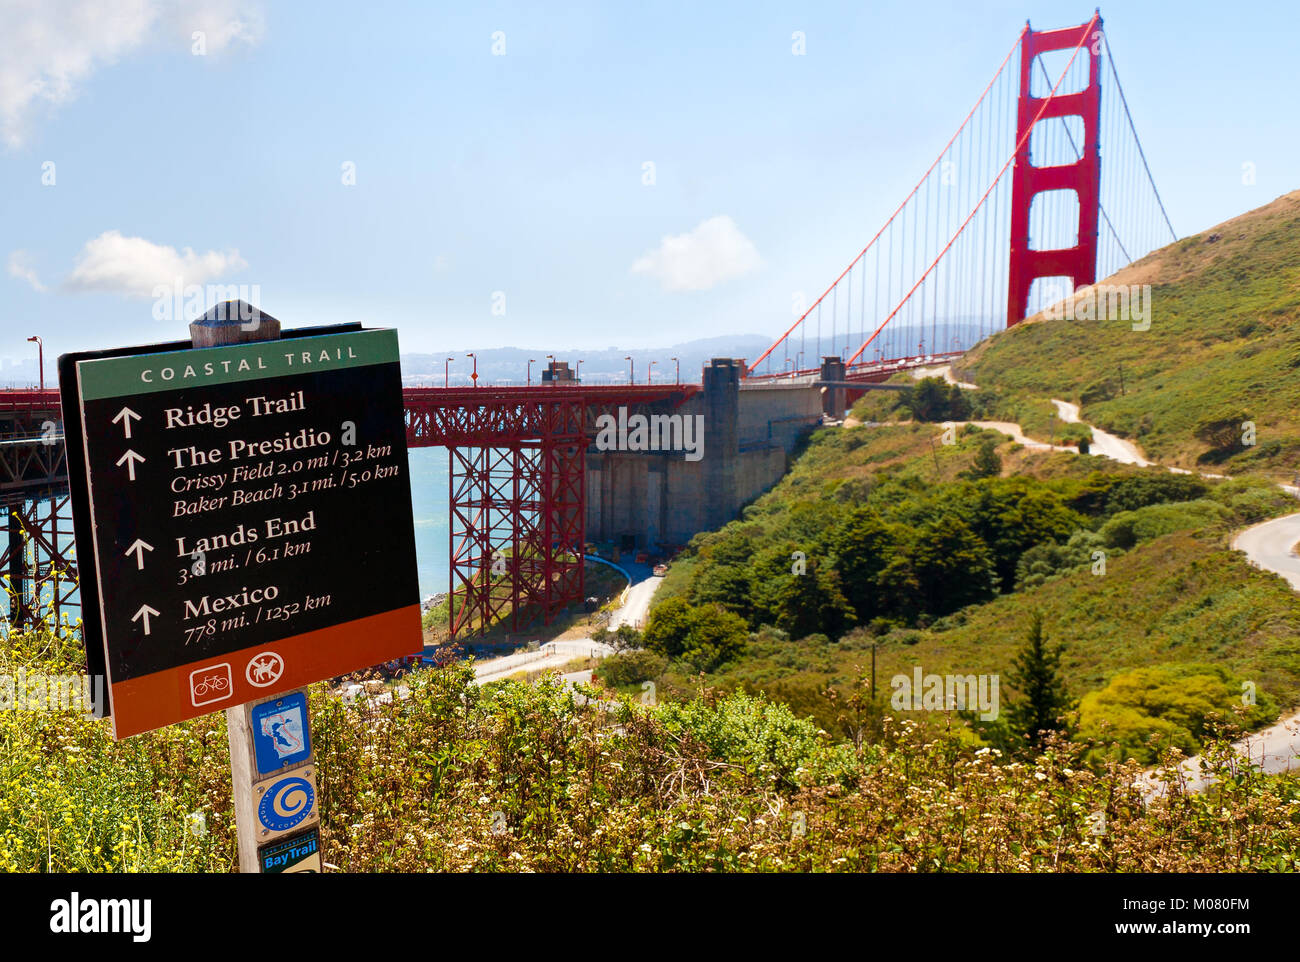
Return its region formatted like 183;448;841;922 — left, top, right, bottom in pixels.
256;773;316;834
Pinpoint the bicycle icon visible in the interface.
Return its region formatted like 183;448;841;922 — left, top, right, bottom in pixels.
193;673;229;697
189;663;234;707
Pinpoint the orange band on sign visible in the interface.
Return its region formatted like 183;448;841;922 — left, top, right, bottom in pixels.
109;605;422;738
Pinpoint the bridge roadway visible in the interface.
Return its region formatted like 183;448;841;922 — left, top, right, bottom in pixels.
0;352;939;635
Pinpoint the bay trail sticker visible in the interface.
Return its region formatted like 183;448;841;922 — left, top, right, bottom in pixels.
258;827;322;874
251;692;312;775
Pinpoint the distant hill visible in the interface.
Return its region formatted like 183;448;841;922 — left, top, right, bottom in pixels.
399;335;776;386
962;190;1300;478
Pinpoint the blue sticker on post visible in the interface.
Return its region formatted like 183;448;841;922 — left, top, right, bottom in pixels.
251;692;312;775
257;774;316;834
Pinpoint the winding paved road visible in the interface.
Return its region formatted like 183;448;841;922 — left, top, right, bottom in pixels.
471;562;664;684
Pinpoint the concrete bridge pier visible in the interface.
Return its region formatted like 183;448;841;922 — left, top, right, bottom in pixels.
701;358;741;531
821;355;847;418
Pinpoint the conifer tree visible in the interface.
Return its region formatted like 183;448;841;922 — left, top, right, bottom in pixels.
1006;611;1070;750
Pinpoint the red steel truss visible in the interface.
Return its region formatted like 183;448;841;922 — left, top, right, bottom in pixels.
407;385;696;639
1;390;78;628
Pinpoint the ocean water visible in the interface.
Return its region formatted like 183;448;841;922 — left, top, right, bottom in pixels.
408;447;450;602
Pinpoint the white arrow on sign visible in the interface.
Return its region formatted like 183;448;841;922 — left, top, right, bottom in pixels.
112;406;142;440
132;604;160;635
124;538;154;570
116;449;146;481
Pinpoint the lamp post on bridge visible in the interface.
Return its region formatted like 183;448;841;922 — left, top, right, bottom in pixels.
445;356;453;387
467;352;477;386
576;359;583;382
545;354;554;384
527;358;535;386
26;336;42;390
670;356;679;385
648;360;657;384
624;355;634;384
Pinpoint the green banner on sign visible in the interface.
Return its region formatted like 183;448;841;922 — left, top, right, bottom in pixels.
76;329;399;401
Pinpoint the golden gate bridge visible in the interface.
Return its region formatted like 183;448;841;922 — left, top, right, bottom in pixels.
1;11;1176;639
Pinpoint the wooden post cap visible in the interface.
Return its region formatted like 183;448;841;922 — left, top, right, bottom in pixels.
188;300;282;347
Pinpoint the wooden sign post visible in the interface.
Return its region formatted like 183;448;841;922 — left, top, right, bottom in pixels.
58;301;423;873
188;307;320;873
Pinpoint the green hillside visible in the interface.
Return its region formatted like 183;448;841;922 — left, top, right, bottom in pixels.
634;418;1300;754
961;190;1300;476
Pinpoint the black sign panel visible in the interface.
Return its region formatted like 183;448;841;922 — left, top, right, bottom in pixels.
59;326;422;737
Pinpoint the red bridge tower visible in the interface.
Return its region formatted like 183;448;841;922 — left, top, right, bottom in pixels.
1006;13;1103;325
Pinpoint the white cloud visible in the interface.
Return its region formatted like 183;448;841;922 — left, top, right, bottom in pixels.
0;0;265;148
631;215;762;292
64;230;247;296
7;250;46;291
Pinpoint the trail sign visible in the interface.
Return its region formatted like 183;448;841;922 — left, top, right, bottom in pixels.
258;827;322;874
254;768;318;839
59;325;422;738
251;691;312;775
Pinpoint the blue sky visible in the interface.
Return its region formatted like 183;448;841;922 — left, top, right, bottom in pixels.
1;0;1296;376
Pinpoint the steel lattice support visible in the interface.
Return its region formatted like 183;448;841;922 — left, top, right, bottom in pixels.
1;389;77;631
542;437;585;627
2;495;79;630
442;393;594;640
449;445;517;637
1006;14;1103;326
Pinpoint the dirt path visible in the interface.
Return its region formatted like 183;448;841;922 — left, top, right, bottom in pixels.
1050;399;1155;466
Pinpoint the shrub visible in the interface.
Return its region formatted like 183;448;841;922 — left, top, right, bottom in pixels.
1104;474;1209;514
1099;500;1233;549
1078;663;1275;764
1015;530;1106;589
597;650;669;687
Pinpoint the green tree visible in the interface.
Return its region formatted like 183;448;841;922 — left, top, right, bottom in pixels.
769;560;857;639
902;377;971;422
1006;611;1071;751
827;507;899;621
680;603;749;673
644;598;748;672
958;478;1083;588
903;517;998;616
643;596;694;658
689;561;754;621
964;438;1002;480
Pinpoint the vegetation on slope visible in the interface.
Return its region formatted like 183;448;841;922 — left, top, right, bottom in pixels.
6;621;1300;873
961;190;1300;476
634;421;1300;753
